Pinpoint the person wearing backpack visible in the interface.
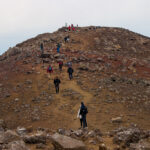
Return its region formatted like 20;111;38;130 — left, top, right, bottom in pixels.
47;65;53;75
64;36;70;43
58;61;63;72
80;102;88;128
54;76;61;94
67;67;74;80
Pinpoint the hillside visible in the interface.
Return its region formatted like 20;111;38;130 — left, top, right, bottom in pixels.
0;26;150;150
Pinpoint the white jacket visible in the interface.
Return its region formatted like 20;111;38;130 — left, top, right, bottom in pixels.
77;108;82;119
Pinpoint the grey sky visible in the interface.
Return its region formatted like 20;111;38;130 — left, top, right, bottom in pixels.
0;0;150;55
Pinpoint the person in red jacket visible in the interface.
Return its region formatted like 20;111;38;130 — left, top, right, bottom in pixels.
58;61;63;72
68;25;71;31
72;27;75;31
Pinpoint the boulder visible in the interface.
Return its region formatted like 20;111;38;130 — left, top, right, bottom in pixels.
0;119;6;129
99;143;107;150
54;53;65;59
78;64;89;71
111;117;122;123
113;127;143;147
7;47;22;57
73;129;84;137
130;141;150;150
25;80;32;84
23;132;46;144
43;58;50;63
16;127;27;135
40;53;51;58
88;130;96;138
8;140;30;150
0;130;20;144
51;133;86;150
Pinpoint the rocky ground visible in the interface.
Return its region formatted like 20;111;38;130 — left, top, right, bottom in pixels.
0;26;150;149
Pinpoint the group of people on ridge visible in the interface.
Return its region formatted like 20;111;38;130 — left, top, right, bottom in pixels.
68;24;75;31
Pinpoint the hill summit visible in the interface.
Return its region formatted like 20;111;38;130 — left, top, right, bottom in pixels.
0;26;150;150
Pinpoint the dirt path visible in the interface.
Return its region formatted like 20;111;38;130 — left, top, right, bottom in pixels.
56;72;93;110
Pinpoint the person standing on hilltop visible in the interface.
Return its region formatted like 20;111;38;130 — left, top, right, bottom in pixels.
54;76;61;94
67;66;74;80
68;25;71;31
79;102;88;128
72;26;75;31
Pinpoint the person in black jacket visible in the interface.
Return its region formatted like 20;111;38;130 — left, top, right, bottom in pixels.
67;67;74;80
80;102;88;128
54;77;61;94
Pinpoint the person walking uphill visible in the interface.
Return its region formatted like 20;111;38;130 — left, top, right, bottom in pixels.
47;65;53;77
64;36;70;43
67;67;74;80
40;43;44;54
80;102;88;128
58;60;63;72
57;43;61;53
54;77;61;94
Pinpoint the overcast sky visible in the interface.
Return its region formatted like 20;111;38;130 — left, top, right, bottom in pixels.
0;0;150;55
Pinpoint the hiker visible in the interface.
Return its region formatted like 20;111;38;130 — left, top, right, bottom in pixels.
54;76;61;94
58;60;63;71
64;36;70;43
68;25;71;31
80;102;88;128
67;67;74;80
77;104;83;128
57;43;61;53
40;43;44;54
47;65;53;75
72;27;75;31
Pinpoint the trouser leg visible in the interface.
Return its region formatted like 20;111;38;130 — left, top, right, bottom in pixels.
69;73;72;80
85;115;87;127
80;119;83;127
82;116;86;128
55;86;57;93
57;86;59;93
57;48;60;53
55;86;59;93
59;66;62;71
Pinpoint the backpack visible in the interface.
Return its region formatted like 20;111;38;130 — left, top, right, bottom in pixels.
59;61;63;65
68;67;73;73
49;67;52;71
80;107;88;115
